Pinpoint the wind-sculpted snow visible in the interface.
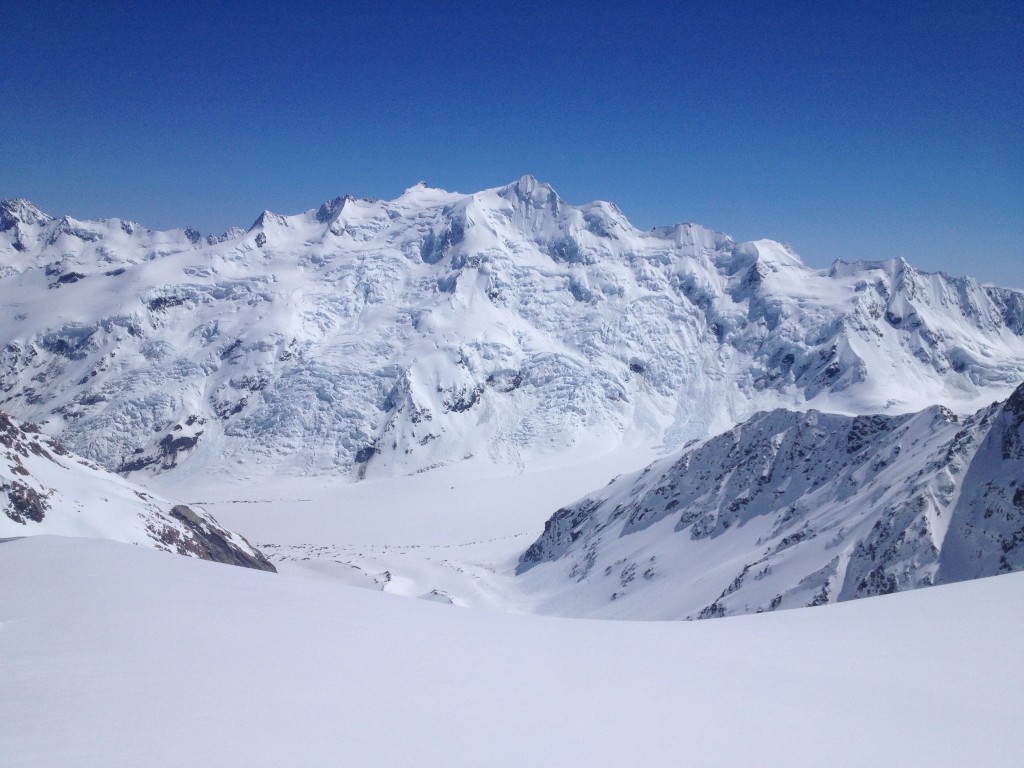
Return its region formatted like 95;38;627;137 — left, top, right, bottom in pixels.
0;408;274;571
1;181;1023;481
518;384;1024;619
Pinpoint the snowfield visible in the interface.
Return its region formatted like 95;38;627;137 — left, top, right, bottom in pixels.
2;535;1022;768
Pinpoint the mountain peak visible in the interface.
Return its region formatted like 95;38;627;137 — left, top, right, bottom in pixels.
500;175;559;203
397;182;460;204
249;210;289;231
0;199;52;231
315;195;348;224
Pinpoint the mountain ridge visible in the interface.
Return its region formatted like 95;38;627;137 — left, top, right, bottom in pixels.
516;382;1024;619
1;179;1022;482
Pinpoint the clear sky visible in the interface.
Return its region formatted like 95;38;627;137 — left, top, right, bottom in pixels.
2;1;1021;286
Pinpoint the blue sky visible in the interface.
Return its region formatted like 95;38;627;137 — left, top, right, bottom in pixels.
2;1;1021;285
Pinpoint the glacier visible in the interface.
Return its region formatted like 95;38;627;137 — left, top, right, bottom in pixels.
1;178;1022;484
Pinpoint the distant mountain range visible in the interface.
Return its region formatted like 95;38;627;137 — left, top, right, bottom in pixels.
2;178;1022;483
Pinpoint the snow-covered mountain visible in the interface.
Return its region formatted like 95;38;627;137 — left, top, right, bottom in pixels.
0;408;274;570
1;179;1023;482
517;383;1024;619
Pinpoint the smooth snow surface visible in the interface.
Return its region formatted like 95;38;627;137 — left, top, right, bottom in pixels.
2;536;1022;768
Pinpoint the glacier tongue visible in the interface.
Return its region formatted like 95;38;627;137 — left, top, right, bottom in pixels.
0;179;1023;483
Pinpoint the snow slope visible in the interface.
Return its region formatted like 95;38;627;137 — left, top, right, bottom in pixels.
1;182;1022;482
0;409;273;570
2;535;1022;768
517;383;1024;619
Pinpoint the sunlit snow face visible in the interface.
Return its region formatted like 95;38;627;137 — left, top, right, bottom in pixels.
0;181;1020;486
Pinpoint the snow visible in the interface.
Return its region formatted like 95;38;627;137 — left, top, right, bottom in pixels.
0;181;1021;485
168;448;646;548
2;179;1024;763
515;390;1024;619
144;446;654;612
2;535;1021;768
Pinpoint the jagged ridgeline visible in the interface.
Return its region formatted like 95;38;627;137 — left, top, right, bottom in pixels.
1;179;1023;480
517;383;1024;619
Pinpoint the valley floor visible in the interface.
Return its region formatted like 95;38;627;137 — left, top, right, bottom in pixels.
149;450;656;613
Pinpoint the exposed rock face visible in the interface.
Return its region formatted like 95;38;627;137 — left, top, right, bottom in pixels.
518;384;1024;620
937;384;1024;581
162;505;275;572
0;408;275;572
2;479;49;524
1;411;55;523
0;181;1022;482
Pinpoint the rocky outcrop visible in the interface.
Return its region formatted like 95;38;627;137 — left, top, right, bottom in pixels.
161;505;275;572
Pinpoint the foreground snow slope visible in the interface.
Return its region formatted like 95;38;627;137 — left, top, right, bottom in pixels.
2;181;1023;482
2;536;1022;768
